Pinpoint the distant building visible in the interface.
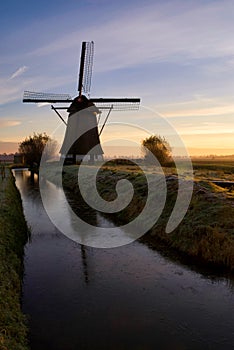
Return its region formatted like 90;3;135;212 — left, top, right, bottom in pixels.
0;154;14;163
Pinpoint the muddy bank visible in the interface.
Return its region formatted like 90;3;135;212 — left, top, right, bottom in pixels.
0;169;29;350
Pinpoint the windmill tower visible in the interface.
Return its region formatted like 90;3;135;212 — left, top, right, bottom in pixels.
23;41;140;164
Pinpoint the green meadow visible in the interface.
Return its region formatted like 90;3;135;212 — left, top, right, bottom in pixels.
0;169;29;350
44;157;234;271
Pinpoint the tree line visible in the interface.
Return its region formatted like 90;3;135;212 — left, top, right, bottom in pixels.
18;132;172;167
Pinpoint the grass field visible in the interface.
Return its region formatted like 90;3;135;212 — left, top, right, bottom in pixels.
0;169;29;350
0;157;232;348
192;158;234;179
43;157;234;272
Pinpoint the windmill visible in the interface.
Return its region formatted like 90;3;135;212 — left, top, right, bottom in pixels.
23;41;140;163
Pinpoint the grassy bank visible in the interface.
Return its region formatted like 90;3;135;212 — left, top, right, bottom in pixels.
150;179;234;271
43;162;234;272
0;169;29;350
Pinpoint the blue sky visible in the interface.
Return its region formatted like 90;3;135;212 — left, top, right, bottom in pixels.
0;0;234;155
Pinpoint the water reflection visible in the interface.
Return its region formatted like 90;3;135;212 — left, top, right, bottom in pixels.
64;182;234;289
13;169;234;350
81;245;89;284
40;174;142;247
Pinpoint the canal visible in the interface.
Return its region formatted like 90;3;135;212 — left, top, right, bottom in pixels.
14;169;234;350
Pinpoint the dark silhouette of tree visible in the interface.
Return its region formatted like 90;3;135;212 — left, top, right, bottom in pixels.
142;135;172;165
18;132;57;168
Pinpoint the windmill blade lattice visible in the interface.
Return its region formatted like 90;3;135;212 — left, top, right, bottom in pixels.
22;40;141;147
23;91;72;103
23;91;140;110
93;98;140;111
78;41;94;96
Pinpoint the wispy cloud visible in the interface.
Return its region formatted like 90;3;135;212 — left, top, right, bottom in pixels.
37;102;51;107
1;0;234;105
1;0;234;156
0;73;73;105
0;120;21;127
0;66;30;104
163;104;234;118
155;95;234;118
10;66;28;79
24;0;234;73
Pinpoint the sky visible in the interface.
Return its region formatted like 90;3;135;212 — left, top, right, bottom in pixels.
0;0;234;156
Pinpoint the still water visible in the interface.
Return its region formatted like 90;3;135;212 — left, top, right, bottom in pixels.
14;169;234;350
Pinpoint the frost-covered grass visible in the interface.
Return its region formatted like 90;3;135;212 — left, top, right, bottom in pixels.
44;160;234;271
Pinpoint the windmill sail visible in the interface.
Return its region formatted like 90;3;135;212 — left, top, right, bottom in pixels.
92;98;140;110
22;40;141;163
23;91;140;110
23;91;72;103
78;41;94;96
